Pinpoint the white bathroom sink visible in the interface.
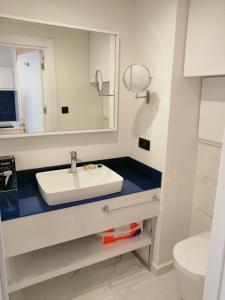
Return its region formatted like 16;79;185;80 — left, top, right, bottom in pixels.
36;165;124;206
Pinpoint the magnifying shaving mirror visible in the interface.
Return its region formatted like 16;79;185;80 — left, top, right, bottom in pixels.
123;64;151;104
95;70;114;97
95;70;103;94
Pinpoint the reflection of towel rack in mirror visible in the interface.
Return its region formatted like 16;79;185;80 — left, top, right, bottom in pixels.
24;62;30;67
95;70;115;97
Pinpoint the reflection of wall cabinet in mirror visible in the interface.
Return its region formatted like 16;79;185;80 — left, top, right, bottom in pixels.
0;17;118;137
89;32;115;83
88;32;116;129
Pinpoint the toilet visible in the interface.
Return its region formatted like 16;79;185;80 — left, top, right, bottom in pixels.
173;231;210;300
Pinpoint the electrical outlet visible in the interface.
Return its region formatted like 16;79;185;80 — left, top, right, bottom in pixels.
139;137;150;151
61;106;69;114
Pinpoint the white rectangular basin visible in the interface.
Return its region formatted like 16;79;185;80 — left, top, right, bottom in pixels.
36;165;124;206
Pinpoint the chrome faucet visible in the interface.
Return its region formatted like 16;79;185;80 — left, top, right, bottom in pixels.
70;151;78;174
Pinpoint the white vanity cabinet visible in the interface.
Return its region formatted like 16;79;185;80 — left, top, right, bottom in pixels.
184;0;225;77
89;32;116;83
0;68;15;90
2;189;160;299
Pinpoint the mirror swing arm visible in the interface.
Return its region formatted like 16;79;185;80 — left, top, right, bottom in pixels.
135;90;150;104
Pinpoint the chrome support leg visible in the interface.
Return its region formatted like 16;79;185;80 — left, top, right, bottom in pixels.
133;217;157;271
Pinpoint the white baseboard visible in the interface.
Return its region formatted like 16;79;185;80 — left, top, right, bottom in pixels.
151;260;174;276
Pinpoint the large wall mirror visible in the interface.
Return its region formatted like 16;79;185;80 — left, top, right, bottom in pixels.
0;17;118;136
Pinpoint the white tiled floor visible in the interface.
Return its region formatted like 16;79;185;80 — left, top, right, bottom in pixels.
73;266;181;300
18;253;181;300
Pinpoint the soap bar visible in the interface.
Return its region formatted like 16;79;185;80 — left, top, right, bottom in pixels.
0;155;17;192
83;164;97;170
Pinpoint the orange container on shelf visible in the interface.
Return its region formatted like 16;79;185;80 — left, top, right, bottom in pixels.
97;222;143;244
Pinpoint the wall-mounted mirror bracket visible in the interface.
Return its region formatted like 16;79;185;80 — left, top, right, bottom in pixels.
136;90;150;104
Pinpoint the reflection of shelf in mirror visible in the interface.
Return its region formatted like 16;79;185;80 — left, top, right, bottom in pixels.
0;89;16;91
7;233;151;293
0;122;20;134
0;124;14;129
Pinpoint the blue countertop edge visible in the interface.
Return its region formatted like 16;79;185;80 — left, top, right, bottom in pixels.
0;157;162;222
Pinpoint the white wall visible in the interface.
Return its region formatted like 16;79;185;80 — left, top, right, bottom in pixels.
154;0;201;266
190;143;221;235
0;0;133;170
199;77;225;144
203;134;225;300
130;0;201;267
190;78;225;235
130;0;177;172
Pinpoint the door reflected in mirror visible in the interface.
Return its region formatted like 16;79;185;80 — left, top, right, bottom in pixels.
0;18;118;135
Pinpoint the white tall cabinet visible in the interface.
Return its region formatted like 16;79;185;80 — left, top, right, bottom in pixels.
184;0;225;77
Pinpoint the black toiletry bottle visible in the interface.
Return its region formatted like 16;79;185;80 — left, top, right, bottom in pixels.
0;155;17;192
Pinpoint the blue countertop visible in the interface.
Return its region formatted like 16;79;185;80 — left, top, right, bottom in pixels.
0;157;161;222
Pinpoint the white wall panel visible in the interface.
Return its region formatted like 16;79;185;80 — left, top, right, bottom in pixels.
199;77;225;144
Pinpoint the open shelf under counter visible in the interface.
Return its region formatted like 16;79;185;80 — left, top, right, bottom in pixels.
7;232;151;293
9;252;147;300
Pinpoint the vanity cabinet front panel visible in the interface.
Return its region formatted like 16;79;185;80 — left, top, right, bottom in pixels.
3;189;160;258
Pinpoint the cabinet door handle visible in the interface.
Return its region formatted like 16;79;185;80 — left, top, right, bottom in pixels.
102;195;159;214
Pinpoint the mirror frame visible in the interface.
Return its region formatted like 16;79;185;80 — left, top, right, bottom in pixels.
0;14;120;139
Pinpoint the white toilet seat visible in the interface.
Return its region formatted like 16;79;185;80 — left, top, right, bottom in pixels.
173;231;210;279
